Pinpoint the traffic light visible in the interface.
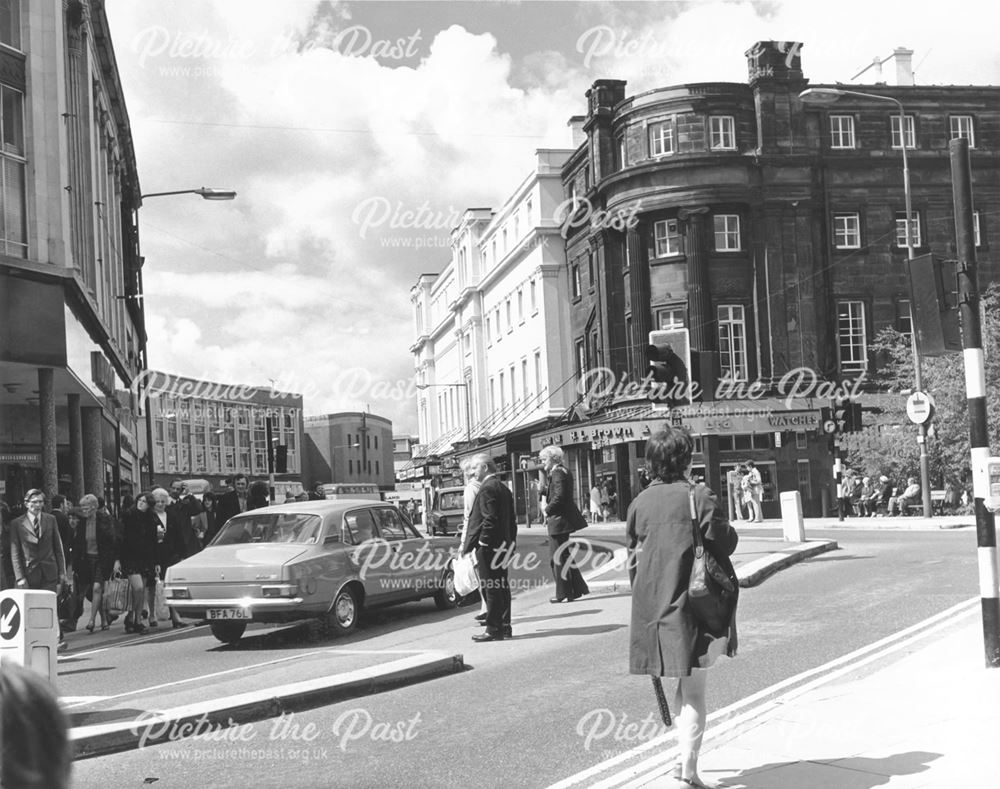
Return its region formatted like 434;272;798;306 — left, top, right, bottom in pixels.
831;398;863;433
274;444;288;474
648;329;691;408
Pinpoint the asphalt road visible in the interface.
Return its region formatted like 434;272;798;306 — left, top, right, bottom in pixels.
70;528;979;789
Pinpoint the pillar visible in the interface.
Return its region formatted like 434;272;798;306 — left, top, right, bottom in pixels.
82;407;103;499
627;221;651;381
38;369;58;500
68;394;84;501
680;207;716;401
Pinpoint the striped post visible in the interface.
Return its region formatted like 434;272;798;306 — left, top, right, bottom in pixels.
951;138;1000;668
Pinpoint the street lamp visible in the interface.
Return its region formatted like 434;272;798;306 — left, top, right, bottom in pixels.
415;382;472;445
799;87;933;517
141;187;237;202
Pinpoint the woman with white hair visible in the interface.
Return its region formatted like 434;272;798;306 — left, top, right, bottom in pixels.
539;445;590;603
74;493;118;632
150;488;190;628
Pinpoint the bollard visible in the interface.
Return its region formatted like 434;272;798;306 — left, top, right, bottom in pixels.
0;589;59;686
779;491;806;543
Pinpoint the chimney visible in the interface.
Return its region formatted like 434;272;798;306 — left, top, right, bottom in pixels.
567;115;586;148
893;47;914;86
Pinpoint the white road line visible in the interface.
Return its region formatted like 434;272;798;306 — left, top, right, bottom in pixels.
547;596;979;789
60;696;108;705
62;623;208;660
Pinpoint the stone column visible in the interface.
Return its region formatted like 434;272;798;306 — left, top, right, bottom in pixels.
38;369;58;499
82;406;104;499
68;393;85;502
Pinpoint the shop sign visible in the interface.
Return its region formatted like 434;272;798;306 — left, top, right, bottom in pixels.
91;352;118;400
120;428;136;457
0;453;41;465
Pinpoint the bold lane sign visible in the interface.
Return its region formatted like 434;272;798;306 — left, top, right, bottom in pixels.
0;598;21;640
906;391;935;425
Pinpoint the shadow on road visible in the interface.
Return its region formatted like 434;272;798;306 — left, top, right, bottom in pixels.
506;624;626;640
715;750;941;788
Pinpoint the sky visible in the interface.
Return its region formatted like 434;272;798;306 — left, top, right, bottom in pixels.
104;0;1000;436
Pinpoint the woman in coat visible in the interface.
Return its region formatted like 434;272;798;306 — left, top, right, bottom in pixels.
540;445;590;603
74;494;119;632
628;427;739;789
119;493;157;633
149;488;190;628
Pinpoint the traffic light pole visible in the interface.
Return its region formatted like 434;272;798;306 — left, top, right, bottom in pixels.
266;416;275;504
951;139;1000;667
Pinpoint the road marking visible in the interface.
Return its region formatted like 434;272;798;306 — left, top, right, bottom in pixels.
61;696;108;705
547;596;979;789
60;647;433;708
61;623;208;660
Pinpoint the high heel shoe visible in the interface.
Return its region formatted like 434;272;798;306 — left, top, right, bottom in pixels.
85;622;95;633
101;623;110;631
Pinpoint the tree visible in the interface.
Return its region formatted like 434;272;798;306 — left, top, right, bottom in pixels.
842;283;1000;494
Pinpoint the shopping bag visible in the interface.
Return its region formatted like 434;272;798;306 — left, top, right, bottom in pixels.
154;579;171;621
453;552;479;597
104;575;130;617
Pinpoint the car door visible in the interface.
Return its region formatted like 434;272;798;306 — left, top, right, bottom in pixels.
342;507;399;605
372;506;429;597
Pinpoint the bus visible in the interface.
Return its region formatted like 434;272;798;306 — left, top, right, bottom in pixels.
319;483;382;501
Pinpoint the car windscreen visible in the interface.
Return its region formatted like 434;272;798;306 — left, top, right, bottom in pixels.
438;491;464;510
212;513;323;545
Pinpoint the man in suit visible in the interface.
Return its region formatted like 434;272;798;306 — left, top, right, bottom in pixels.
540;445;590;603
9;489;69;647
214;473;250;526
461;454;517;642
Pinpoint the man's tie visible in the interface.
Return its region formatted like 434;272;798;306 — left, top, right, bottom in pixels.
32;517;40;537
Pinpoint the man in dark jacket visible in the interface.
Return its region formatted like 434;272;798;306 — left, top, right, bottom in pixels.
539;445;590;604
461;454;517;642
215;474;250;526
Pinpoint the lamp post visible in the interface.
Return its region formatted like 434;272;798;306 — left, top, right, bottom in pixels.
799;87;933;518
138;186;237;489
415;382;472;445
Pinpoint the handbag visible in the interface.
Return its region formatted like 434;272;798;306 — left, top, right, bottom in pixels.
57;585;76;622
104;573;130;617
686;488;736;637
154;579;171;621
452;551;479;597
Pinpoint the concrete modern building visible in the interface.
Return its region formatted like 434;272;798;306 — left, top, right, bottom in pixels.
140;370;303;495
536;40;999;517
0;0;146;508
303;412;395;491
410;149;578;478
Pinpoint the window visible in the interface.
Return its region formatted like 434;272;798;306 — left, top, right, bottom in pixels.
950;116;975;147
571;262;581;299
489;378;496;413
833;213;861;249
890;115;916;149
618;136;626;168
509;364;516;405
491;239;496;266
575;338;586;380
0;84;26;258
795;432;808;451
495;308;501;339
837;301;868;373
517;289;524;322
709;116;736;150
526;196;533;220
718;305;748;382
348;459;353;475
374;508;408;541
895;211;922;248
830;115;855;149
653;219;682;257
713;214;741;251
505;299;512;332
657;306;686;330
343;509;376;544
374;435;378;449
587;251;594;285
486;316;492;344
534;350;542;396
521;359;529;403
973;211;982;247
502;228;508;253
530;279;537;311
0;0;20;49
797;460;812;499
649;120;674;157
499;371;506;410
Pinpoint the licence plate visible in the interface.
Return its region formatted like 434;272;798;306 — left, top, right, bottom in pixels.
207;608;251;620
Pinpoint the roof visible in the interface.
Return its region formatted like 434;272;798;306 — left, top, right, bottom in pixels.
228;499;394;518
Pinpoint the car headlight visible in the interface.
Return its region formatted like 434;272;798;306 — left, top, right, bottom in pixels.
166;587;190;599
261;584;299;598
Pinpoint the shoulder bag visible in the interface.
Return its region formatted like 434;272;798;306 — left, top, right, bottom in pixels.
686;488;736;636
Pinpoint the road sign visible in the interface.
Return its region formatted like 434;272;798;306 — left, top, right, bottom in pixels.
1;598;21;640
905;391;935;424
823;419;838;434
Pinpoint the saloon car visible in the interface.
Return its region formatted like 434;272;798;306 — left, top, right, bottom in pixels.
428;486;464;536
164;500;459;644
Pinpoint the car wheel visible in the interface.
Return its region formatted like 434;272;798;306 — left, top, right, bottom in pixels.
209;621;247;645
326;585;360;636
434;569;458;610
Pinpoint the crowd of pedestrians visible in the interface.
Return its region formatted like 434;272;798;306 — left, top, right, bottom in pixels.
0;475;267;646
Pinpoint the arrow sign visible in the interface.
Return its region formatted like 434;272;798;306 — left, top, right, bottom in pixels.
1;598;21;640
